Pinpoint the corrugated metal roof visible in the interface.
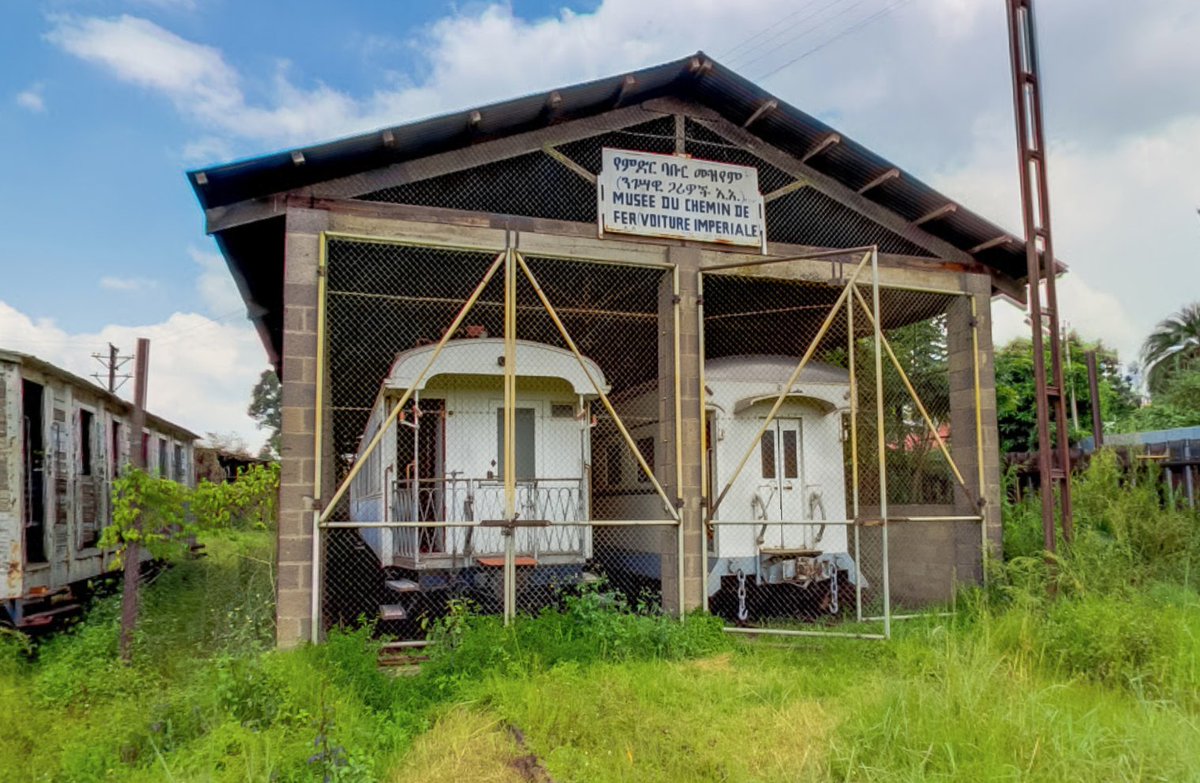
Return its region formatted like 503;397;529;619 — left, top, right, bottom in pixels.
188;52;1030;280
189;53;1048;374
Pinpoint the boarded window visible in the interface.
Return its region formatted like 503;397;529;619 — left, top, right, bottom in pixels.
495;408;536;480
760;432;776;479
111;421;123;477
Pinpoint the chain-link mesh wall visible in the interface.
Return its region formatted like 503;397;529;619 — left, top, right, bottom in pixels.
357;115;934;258
318;238;679;640
700;257;983;637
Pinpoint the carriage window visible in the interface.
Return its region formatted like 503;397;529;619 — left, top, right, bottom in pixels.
760;432;776;479
79;410;94;476
605;441;622;487
112;421;123;476
636;437;654;483
782;429;798;479
495;408;536;480
551;404;574;419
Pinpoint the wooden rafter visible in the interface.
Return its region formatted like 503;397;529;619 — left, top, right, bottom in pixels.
857;168;899;194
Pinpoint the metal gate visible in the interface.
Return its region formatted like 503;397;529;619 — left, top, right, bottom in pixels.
700;248;988;639
313;234;681;641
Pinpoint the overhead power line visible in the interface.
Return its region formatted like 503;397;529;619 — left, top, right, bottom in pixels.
720;0;829;64
755;0;919;83
733;0;877;73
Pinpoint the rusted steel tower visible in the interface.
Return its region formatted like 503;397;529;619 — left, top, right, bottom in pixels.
1006;0;1073;549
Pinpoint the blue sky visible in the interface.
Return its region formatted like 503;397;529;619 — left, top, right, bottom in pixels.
1;0;1197;444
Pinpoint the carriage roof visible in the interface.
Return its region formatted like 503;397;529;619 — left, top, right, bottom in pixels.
704;356;849;416
704;355;849;386
382;338;609;397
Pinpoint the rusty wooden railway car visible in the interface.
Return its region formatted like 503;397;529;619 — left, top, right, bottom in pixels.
0;350;198;627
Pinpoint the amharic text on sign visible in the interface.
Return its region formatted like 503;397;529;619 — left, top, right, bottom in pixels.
597;148;766;250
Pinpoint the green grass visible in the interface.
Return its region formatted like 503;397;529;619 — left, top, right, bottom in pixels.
2;451;1199;781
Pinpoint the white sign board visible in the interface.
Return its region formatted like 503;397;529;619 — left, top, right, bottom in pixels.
597;148;766;250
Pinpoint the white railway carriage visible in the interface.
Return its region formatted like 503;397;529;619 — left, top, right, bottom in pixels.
601;354;861;618
703;356;861;599
348;339;606;603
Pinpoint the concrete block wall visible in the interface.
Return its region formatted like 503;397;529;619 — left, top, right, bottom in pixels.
658;247;705;614
276;208;328;648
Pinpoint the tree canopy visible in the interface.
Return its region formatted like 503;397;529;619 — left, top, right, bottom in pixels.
1141;301;1200;397
248;369;281;459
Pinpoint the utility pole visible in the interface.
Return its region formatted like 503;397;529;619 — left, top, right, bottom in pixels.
1006;0;1073;551
1063;323;1079;431
119;337;149;662
1085;350;1104;450
91;342;132;393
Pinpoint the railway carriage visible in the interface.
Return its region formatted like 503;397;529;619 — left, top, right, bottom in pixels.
0;350;196;627
347;338;606;620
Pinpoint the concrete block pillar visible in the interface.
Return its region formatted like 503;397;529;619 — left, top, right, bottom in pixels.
947;274;1003;579
658;246;705;615
276;208;329;648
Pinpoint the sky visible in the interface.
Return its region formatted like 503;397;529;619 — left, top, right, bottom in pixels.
1;0;1197;448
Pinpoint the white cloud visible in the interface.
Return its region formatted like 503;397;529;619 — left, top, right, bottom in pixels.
933;112;1200;364
181;135;234;163
189;245;244;316
1;254;265;448
128;0;198;10
99;276;159;291
47;2;1200;369
16;84;46;112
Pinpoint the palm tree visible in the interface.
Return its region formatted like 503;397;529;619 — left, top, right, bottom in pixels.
1141;302;1200;396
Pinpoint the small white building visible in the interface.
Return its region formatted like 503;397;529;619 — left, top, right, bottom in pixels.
350;338;606;575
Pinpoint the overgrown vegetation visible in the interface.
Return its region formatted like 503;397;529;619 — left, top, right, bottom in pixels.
2;453;1198;781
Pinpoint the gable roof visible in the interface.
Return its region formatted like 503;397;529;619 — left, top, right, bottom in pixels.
188;53;1039;369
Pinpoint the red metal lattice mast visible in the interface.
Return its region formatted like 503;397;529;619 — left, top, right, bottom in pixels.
1006;0;1073;550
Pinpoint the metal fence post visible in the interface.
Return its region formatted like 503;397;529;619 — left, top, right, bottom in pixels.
971;295;989;585
697;271;709;614
503;245;517;625
311;234;328;643
870;247;891;639
847;287;863;622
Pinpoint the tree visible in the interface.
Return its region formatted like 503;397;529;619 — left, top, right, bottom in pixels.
1113;368;1200;433
248;370;281;459
1141;301;1200;397
994;334;1139;453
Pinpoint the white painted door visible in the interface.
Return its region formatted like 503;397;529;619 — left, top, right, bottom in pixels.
757;418;806;549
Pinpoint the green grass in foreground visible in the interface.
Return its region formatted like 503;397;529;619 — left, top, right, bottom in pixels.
1;452;1198;782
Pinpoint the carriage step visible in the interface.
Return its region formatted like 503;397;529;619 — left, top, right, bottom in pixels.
379;603;408;621
385;578;420;593
476;556;538;567
16;603;82;628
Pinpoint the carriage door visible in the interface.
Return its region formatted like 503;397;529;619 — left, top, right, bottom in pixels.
758;418;805;549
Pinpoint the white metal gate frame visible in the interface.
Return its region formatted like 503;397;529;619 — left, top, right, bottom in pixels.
309;232;684;641
698;246;987;640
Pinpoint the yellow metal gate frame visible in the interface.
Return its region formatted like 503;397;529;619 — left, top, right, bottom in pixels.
698;246;988;640
310;233;683;640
